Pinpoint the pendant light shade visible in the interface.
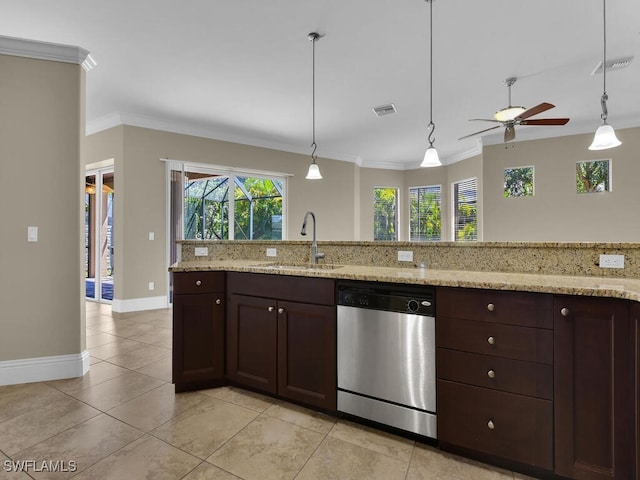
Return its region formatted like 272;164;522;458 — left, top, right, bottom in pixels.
306;32;323;179
589;0;621;151
421;0;441;167
306;162;322;179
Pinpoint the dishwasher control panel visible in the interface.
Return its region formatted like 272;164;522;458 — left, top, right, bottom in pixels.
337;281;435;316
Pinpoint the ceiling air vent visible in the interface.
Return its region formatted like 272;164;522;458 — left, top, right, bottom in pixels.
372;103;397;117
591;56;634;75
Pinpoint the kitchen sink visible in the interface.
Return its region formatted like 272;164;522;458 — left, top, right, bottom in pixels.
249;262;343;271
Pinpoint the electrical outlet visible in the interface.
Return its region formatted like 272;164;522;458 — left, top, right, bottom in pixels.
266;248;277;257
398;250;414;262
599;254;624;269
148;282;155;291
194;247;208;257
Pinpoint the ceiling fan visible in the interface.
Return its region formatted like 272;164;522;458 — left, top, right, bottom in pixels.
459;77;570;143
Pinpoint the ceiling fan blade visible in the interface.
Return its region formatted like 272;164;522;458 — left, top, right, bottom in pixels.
469;118;502;123
458;125;502;140
504;126;516;142
516;102;555;120
519;118;570;126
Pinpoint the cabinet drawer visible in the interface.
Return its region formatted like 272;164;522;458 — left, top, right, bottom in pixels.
437;287;553;329
437;380;553;470
437;348;552;399
227;272;334;305
437;317;553;364
173;271;225;294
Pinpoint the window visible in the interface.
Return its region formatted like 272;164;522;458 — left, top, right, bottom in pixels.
504;166;534;197
169;162;287;268
409;185;441;241
453;178;478;241
576;159;610;193
374;187;398;241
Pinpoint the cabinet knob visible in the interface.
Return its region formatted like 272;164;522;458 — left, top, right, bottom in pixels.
487;420;495;430
268;306;275;312
195;280;202;286
278;308;284;314
487;303;495;312
487;336;495;345
215;298;221;305
487;369;496;379
560;307;570;317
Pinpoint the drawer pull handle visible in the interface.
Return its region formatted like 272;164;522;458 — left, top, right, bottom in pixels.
560;307;570;317
487;369;496;379
487;420;495;430
278;308;284;314
195;280;202;286
487;303;495;312
268;306;275;312
487;336;495;345
215;298;221;305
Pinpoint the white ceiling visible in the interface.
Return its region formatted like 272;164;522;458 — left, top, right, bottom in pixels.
2;0;639;169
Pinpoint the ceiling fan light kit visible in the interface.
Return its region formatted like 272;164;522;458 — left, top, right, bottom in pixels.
306;32;323;180
589;0;621;151
420;0;441;168
459;77;570;143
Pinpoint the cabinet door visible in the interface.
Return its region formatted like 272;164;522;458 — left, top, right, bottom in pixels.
554;296;631;480
227;294;278;394
631;302;640;480
173;292;225;391
277;300;336;411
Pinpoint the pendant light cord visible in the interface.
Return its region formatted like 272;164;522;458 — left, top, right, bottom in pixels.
311;33;318;161
600;0;609;122
427;0;436;147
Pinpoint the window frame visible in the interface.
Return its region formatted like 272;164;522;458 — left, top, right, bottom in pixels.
373;186;399;241
452;177;478;242
409;184;442;242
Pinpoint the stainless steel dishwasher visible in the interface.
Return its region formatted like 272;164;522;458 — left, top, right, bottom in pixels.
337;281;436;438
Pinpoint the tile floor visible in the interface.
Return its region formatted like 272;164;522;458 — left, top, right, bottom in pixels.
0;302;541;480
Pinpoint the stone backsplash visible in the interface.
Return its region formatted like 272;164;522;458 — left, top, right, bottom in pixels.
176;240;640;279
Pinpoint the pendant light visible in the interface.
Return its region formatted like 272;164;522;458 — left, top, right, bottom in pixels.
306;32;323;179
589;0;621;150
420;0;441;167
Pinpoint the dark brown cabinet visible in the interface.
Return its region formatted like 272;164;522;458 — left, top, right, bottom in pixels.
436;287;554;472
172;271;226;392
226;272;336;411
554;296;632;480
633;302;640;480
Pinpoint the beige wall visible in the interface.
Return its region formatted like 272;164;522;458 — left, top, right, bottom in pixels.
85;126;359;302
483;127;640;241
0;54;84;361
85;123;640;306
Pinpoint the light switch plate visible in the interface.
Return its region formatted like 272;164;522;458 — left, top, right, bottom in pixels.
194;247;208;257
27;226;38;242
149;231;155;241
148;282;155;291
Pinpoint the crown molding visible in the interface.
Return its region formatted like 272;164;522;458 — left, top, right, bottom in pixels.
0;35;89;67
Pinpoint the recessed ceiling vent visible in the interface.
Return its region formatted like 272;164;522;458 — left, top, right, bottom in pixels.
372;103;397;117
591;56;634;75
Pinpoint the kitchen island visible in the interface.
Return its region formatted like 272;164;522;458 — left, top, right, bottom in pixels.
170;241;640;480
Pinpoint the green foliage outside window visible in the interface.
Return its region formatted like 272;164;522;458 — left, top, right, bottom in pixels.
409;186;441;241
504;166;534;197
576;160;610;193
374;188;398;241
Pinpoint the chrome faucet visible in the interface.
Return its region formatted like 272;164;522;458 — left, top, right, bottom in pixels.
300;211;325;264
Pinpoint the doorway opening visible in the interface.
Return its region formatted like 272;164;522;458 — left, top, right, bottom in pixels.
85;169;114;302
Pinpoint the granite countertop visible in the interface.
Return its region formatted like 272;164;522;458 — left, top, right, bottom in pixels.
171;260;640;302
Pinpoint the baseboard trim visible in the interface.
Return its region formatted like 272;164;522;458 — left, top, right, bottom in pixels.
0;350;90;386
111;296;168;313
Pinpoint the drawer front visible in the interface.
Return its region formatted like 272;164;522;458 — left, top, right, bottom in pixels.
227;272;335;305
437;287;553;329
437;348;553;399
437;380;553;470
437;317;553;364
173;271;225;294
